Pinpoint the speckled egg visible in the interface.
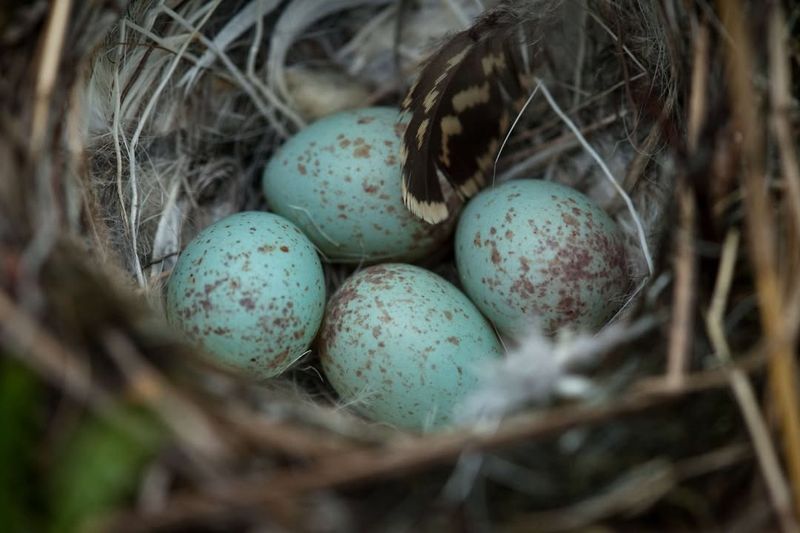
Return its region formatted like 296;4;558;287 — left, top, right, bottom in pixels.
319;263;503;431
455;180;630;338
262;107;451;263
165;211;325;379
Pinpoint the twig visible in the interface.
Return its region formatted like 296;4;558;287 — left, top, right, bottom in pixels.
704;231;799;533
665;21;706;387
768;6;800;310
19;0;75;309
0;288;185;451
0;288;104;404
108;353;768;530
687;23;709;153
101;329;232;467
222;405;354;458
31;0;73;152
718;0;800;518
505;444;753;533
666;186;695;387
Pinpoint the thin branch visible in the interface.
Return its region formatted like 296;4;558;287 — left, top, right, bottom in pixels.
505;444;753;533
718;0;800;518
768;5;800;307
666;186;695;386
101;329;232;467
31;0;73;152
0;289;103;403
704;231;799;533
687;23;710;152
107;353;768;531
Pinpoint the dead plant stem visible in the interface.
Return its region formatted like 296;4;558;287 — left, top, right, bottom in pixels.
705;231;799;533
718;0;800;518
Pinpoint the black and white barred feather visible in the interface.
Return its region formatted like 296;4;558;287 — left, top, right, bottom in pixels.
398;2;552;223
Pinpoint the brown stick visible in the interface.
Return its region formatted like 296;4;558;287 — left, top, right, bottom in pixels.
666;185;696;387
687;23;709;153
718;0;800;519
768;6;800;255
705;231;799;532
767;5;800;330
0;288;104;403
31;0;73;152
505;444;753;533
108;353;767;531
665;20;706;388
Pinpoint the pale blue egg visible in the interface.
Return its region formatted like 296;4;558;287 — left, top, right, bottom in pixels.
319;263;503;431
165;212;325;378
262;107;451;263
455;180;630;338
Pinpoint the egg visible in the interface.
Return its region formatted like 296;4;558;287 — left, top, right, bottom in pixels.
455;180;630;338
165;211;326;379
319;263;503;431
262;107;451;263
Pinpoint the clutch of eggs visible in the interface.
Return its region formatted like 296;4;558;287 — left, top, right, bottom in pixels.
164;102;631;431
262;107;453;263
165;212;326;379
455;179;630;338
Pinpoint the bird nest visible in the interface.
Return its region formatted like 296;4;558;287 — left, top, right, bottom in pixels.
1;0;799;531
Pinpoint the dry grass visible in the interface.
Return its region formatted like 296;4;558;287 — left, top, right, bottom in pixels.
1;0;799;530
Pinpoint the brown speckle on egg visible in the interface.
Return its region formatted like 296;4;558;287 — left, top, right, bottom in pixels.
455;180;630;337
262;108;454;263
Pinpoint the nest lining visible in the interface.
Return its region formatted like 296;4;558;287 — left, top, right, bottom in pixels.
2;0;799;530
89;0;667;408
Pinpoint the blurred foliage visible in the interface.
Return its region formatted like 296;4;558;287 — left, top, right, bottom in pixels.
0;355;165;533
48;403;164;533
0;357;45;533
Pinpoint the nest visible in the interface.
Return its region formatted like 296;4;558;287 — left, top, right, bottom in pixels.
1;0;799;531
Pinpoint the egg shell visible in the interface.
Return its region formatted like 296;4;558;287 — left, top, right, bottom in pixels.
165;211;326;378
262;107;451;263
319;263;503;431
455;180;630;338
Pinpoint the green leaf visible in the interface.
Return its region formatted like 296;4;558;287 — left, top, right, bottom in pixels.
0;358;45;533
48;404;164;533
